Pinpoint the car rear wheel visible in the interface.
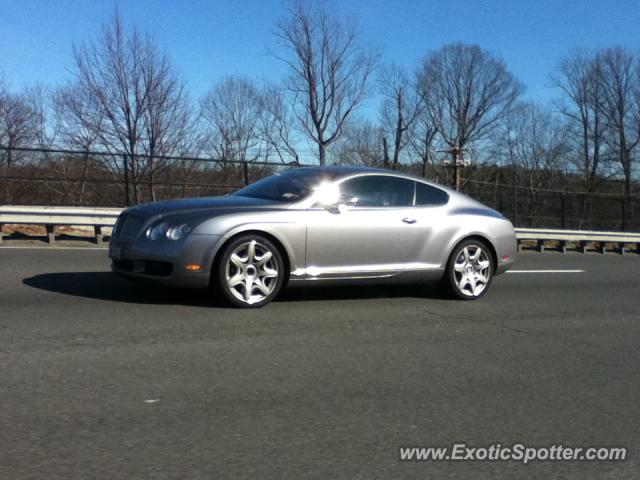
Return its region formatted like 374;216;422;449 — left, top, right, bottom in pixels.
215;234;284;308
445;239;494;300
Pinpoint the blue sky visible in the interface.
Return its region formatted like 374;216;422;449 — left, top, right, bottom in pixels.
1;0;639;106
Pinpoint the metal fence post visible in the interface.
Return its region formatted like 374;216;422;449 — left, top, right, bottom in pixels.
123;154;130;206
513;187;519;227
560;195;566;230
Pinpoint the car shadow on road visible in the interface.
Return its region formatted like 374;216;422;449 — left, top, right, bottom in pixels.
23;272;215;307
23;271;450;307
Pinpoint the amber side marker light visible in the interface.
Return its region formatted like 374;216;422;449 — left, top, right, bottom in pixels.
185;264;202;271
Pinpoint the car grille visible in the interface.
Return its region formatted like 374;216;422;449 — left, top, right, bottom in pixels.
114;214;145;242
113;259;173;277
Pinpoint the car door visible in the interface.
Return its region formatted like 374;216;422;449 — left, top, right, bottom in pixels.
304;175;420;278
409;181;451;265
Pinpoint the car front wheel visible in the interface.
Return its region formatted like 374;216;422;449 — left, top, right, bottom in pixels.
215;234;284;308
445;239;494;300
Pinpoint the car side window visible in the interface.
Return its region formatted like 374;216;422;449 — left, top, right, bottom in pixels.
414;182;449;206
339;176;414;207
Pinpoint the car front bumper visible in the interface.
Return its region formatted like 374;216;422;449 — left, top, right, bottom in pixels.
109;234;223;288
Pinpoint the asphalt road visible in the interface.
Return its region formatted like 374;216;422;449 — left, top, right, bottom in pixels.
1;247;639;479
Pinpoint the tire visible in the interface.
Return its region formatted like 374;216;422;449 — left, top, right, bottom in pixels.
444;239;495;300
214;234;285;308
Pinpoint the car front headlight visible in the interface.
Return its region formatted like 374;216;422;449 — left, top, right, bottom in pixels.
147;222;169;240
146;222;191;241
166;223;191;241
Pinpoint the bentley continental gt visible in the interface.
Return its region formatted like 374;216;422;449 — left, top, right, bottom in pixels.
109;167;516;307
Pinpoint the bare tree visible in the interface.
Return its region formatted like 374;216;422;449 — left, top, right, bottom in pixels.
258;84;300;165
53;83;109;204
0;73;6;104
333;119;384;166
378;63;423;169
409;112;438;178
0;80;37;203
200;76;263;186
71;12;192;204
23;84;60;149
597;47;638;208
0;73;7;125
417;43;523;188
506;103;568;224
55;83;104;151
274;1;378;165
553;50;606;194
139;55;193;201
0;87;35;153
552;50;611;227
22;84;80;204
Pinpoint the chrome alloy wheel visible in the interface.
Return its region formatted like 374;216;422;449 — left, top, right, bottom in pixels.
225;240;279;305
452;245;491;297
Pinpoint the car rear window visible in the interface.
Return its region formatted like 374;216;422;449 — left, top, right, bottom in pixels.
414;182;449;206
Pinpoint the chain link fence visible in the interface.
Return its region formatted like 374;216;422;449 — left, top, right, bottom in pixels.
466;188;637;232
0;146;307;207
1;146;638;231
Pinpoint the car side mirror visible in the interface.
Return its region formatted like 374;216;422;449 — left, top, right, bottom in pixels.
324;203;347;214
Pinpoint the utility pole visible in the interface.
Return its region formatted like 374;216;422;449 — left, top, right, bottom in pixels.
452;146;461;191
440;146;468;191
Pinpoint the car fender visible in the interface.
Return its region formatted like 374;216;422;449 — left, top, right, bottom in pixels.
441;216;516;273
202;220;306;276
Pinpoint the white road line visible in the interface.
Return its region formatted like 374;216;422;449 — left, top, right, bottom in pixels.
0;246;108;251
507;269;585;273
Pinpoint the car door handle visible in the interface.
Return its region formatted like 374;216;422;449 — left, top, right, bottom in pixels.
402;217;417;224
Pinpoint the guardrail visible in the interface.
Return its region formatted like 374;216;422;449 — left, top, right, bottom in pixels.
1;205;640;253
516;227;640;254
0;206;121;244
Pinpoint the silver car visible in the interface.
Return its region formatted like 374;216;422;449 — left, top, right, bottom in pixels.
109;167;516;307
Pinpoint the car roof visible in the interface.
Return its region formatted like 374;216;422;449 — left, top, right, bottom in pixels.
278;165;462;207
289;165;446;186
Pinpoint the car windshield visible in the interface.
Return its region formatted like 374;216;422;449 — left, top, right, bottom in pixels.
232;169;338;202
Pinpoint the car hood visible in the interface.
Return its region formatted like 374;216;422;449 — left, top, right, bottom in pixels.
125;195;288;219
